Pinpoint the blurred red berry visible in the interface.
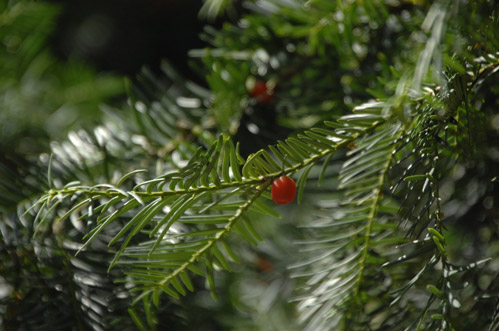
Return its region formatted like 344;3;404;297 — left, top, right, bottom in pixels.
250;80;274;104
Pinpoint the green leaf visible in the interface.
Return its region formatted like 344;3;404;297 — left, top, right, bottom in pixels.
268;145;292;167
187;264;204;276
276;141;302;163
298;215;365;229
340;156;387;182
260;149;282;172
185;146;205;168
221;137;231;183
426;284;444;299
338;113;382;125
220;240;240;263
109;198;168;246
128;307;147;331
128;191;145;206
79;202;141;255
92;183;129;197
183;168;202;189
391;255;439;297
150;191;211;253
318;153;334;186
289;136;322;154
95;196;125;223
171;228;220;239
339;163;385;188
152;289;160;307
136;178;164;193
242;217;263;242
285;138;312;159
117;169;148;188
252;151;276;174
150;195;190;236
194;201;243;212
161;285;180;300
297;163;313;204
427;227;445;242
310;127;351;139
432;236;447;257
205;258;217;301
198;188;242;213
381;240;435;268
179;214;229;224
47;153;54;189
304;131;336;147
298;134;336;150
403;174;430;182
33;200;60;236
32;199;48;230
233;221;258;246
179;271;194;292
342;149;389;175
142;295;154;327
170;276;186;296
352;100;385;114
447;258;492;276
211;243;231;271
55;198;91;224
242;153;260;178
201;142;220;186
339;176;379;190
324;121;363;133
251;198;280;218
229;139;242;182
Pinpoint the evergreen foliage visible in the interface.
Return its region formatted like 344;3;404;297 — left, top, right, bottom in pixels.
1;0;499;330
0;0;123;155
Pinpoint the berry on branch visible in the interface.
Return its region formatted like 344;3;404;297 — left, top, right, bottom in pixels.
271;176;297;205
250;80;274;105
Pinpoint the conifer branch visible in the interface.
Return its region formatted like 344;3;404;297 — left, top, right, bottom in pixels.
135;180;270;303
353;125;405;297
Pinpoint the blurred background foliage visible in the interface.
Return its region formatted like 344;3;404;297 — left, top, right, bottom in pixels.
1;0;498;330
0;0;124;155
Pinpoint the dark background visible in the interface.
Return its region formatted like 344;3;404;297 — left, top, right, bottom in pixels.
49;0;226;79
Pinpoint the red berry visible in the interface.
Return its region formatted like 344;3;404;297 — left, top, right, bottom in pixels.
271;176;297;205
255;256;273;272
250;80;274;104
